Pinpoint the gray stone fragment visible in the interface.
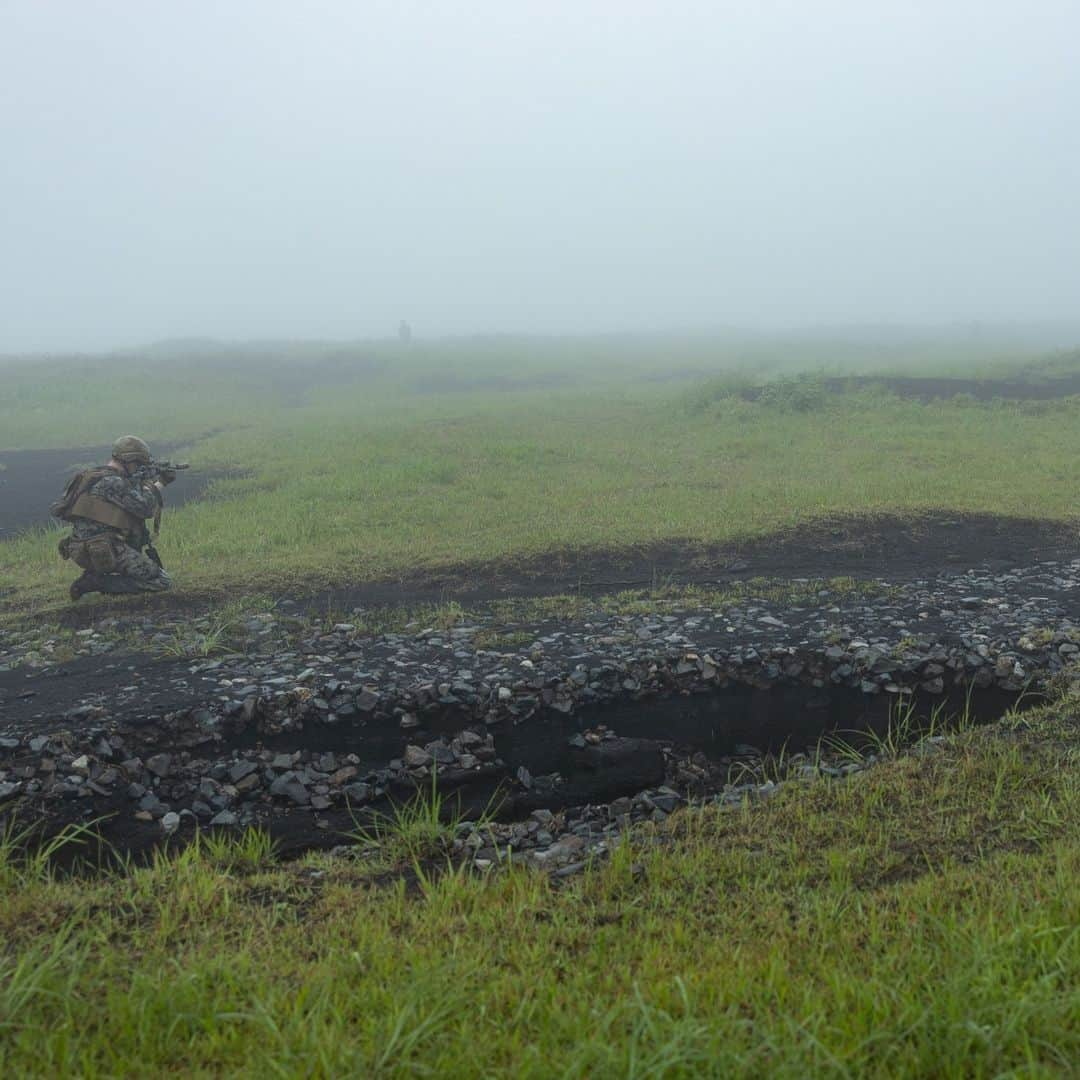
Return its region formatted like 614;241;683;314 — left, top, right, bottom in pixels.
229;761;258;783
356;689;379;712
403;745;433;768
146;753;173;778
270;773;310;805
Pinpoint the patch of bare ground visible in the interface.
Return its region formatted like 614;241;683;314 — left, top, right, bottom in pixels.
314;511;1080;612
33;511;1080;627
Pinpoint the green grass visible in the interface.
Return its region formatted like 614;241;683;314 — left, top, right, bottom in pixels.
6;353;1080;618
4;337;1080;1073
350;774;500;868
0;708;1077;1076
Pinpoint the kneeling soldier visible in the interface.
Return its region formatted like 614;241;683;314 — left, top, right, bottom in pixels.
54;435;177;601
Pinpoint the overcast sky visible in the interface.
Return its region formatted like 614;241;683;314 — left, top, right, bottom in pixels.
1;1;1078;351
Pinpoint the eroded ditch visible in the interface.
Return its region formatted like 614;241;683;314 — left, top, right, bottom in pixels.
5;549;1076;873
0;674;1032;872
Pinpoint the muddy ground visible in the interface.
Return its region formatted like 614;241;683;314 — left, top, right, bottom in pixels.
37;512;1075;625
0;444;232;538
314;512;1079;611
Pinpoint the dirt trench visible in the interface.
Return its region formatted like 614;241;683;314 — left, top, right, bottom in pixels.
2;676;1026;871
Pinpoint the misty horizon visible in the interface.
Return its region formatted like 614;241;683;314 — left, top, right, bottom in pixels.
2;1;1078;353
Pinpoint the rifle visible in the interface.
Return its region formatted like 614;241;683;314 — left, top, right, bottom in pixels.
133;460;190;482
133;460;191;554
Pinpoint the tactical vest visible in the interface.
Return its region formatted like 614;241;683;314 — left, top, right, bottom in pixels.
51;466;145;537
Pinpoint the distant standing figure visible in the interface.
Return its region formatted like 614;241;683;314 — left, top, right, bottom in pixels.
52;435;177;601
398;320;412;345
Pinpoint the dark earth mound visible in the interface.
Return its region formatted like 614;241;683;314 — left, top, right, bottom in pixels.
31;512;1080;628
311;513;1078;613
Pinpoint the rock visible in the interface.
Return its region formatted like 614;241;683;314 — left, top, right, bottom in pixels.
161;812;180;834
356;689;379;712
270;773;310;805
234;772;262;795
649;791;682;814
229;761;258;783
403;745;433;768
146;753;173;779
429;744;456;765
209;810;238;827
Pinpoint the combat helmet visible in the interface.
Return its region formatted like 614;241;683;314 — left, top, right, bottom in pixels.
112;435;152;465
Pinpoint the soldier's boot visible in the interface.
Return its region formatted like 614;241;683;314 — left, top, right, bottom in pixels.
69;572;102;601
95;575;145;595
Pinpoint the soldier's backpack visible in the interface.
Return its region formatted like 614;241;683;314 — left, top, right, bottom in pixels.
50;465;145;536
50;467;113;522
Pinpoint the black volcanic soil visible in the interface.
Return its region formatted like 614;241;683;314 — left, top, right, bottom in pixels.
311;512;1080;612
34;512;1080;629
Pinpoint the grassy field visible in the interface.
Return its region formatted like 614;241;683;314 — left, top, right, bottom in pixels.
4;335;1080;616
1;707;1077;1076
3;335;1080;1075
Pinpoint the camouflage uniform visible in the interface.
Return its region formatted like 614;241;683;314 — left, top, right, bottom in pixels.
66;471;171;596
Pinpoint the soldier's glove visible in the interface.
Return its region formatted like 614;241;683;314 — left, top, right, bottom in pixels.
157;468;178;486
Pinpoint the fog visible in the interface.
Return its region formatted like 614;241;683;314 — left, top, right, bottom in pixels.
2;1;1078;353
